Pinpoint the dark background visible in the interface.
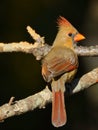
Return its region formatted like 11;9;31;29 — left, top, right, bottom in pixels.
0;0;98;130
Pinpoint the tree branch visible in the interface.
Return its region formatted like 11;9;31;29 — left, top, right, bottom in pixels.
75;45;98;56
0;68;98;121
0;26;98;60
72;68;98;93
0;87;52;122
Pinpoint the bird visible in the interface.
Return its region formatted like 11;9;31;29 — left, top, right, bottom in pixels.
41;16;85;127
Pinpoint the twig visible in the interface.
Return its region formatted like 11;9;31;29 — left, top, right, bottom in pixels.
8;97;15;105
27;26;45;44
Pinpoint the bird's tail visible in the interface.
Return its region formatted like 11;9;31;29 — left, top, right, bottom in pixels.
51;85;67;127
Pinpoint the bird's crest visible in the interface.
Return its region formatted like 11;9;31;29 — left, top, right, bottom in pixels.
57;16;71;27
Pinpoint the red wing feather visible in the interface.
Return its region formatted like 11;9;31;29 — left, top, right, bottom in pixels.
42;56;77;82
48;57;77;76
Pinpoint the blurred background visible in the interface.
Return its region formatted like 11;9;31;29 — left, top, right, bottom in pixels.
0;0;98;130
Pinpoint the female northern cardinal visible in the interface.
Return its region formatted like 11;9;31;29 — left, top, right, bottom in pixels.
41;16;85;127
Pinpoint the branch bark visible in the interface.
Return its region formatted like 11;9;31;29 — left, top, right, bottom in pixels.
74;45;98;56
0;68;98;121
0;87;52;121
0;26;98;61
0;42;98;59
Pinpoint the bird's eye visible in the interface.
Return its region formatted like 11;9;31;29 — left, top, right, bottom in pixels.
68;33;72;37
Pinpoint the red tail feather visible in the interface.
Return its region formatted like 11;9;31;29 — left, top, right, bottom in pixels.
52;90;67;127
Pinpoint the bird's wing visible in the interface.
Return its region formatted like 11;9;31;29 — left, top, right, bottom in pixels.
48;56;77;76
42;55;78;82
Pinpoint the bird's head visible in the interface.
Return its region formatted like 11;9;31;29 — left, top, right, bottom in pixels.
57;16;85;42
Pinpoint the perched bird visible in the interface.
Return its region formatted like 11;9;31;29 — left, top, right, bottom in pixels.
41;16;85;127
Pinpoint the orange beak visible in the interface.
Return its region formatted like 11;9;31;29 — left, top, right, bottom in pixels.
74;33;85;42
